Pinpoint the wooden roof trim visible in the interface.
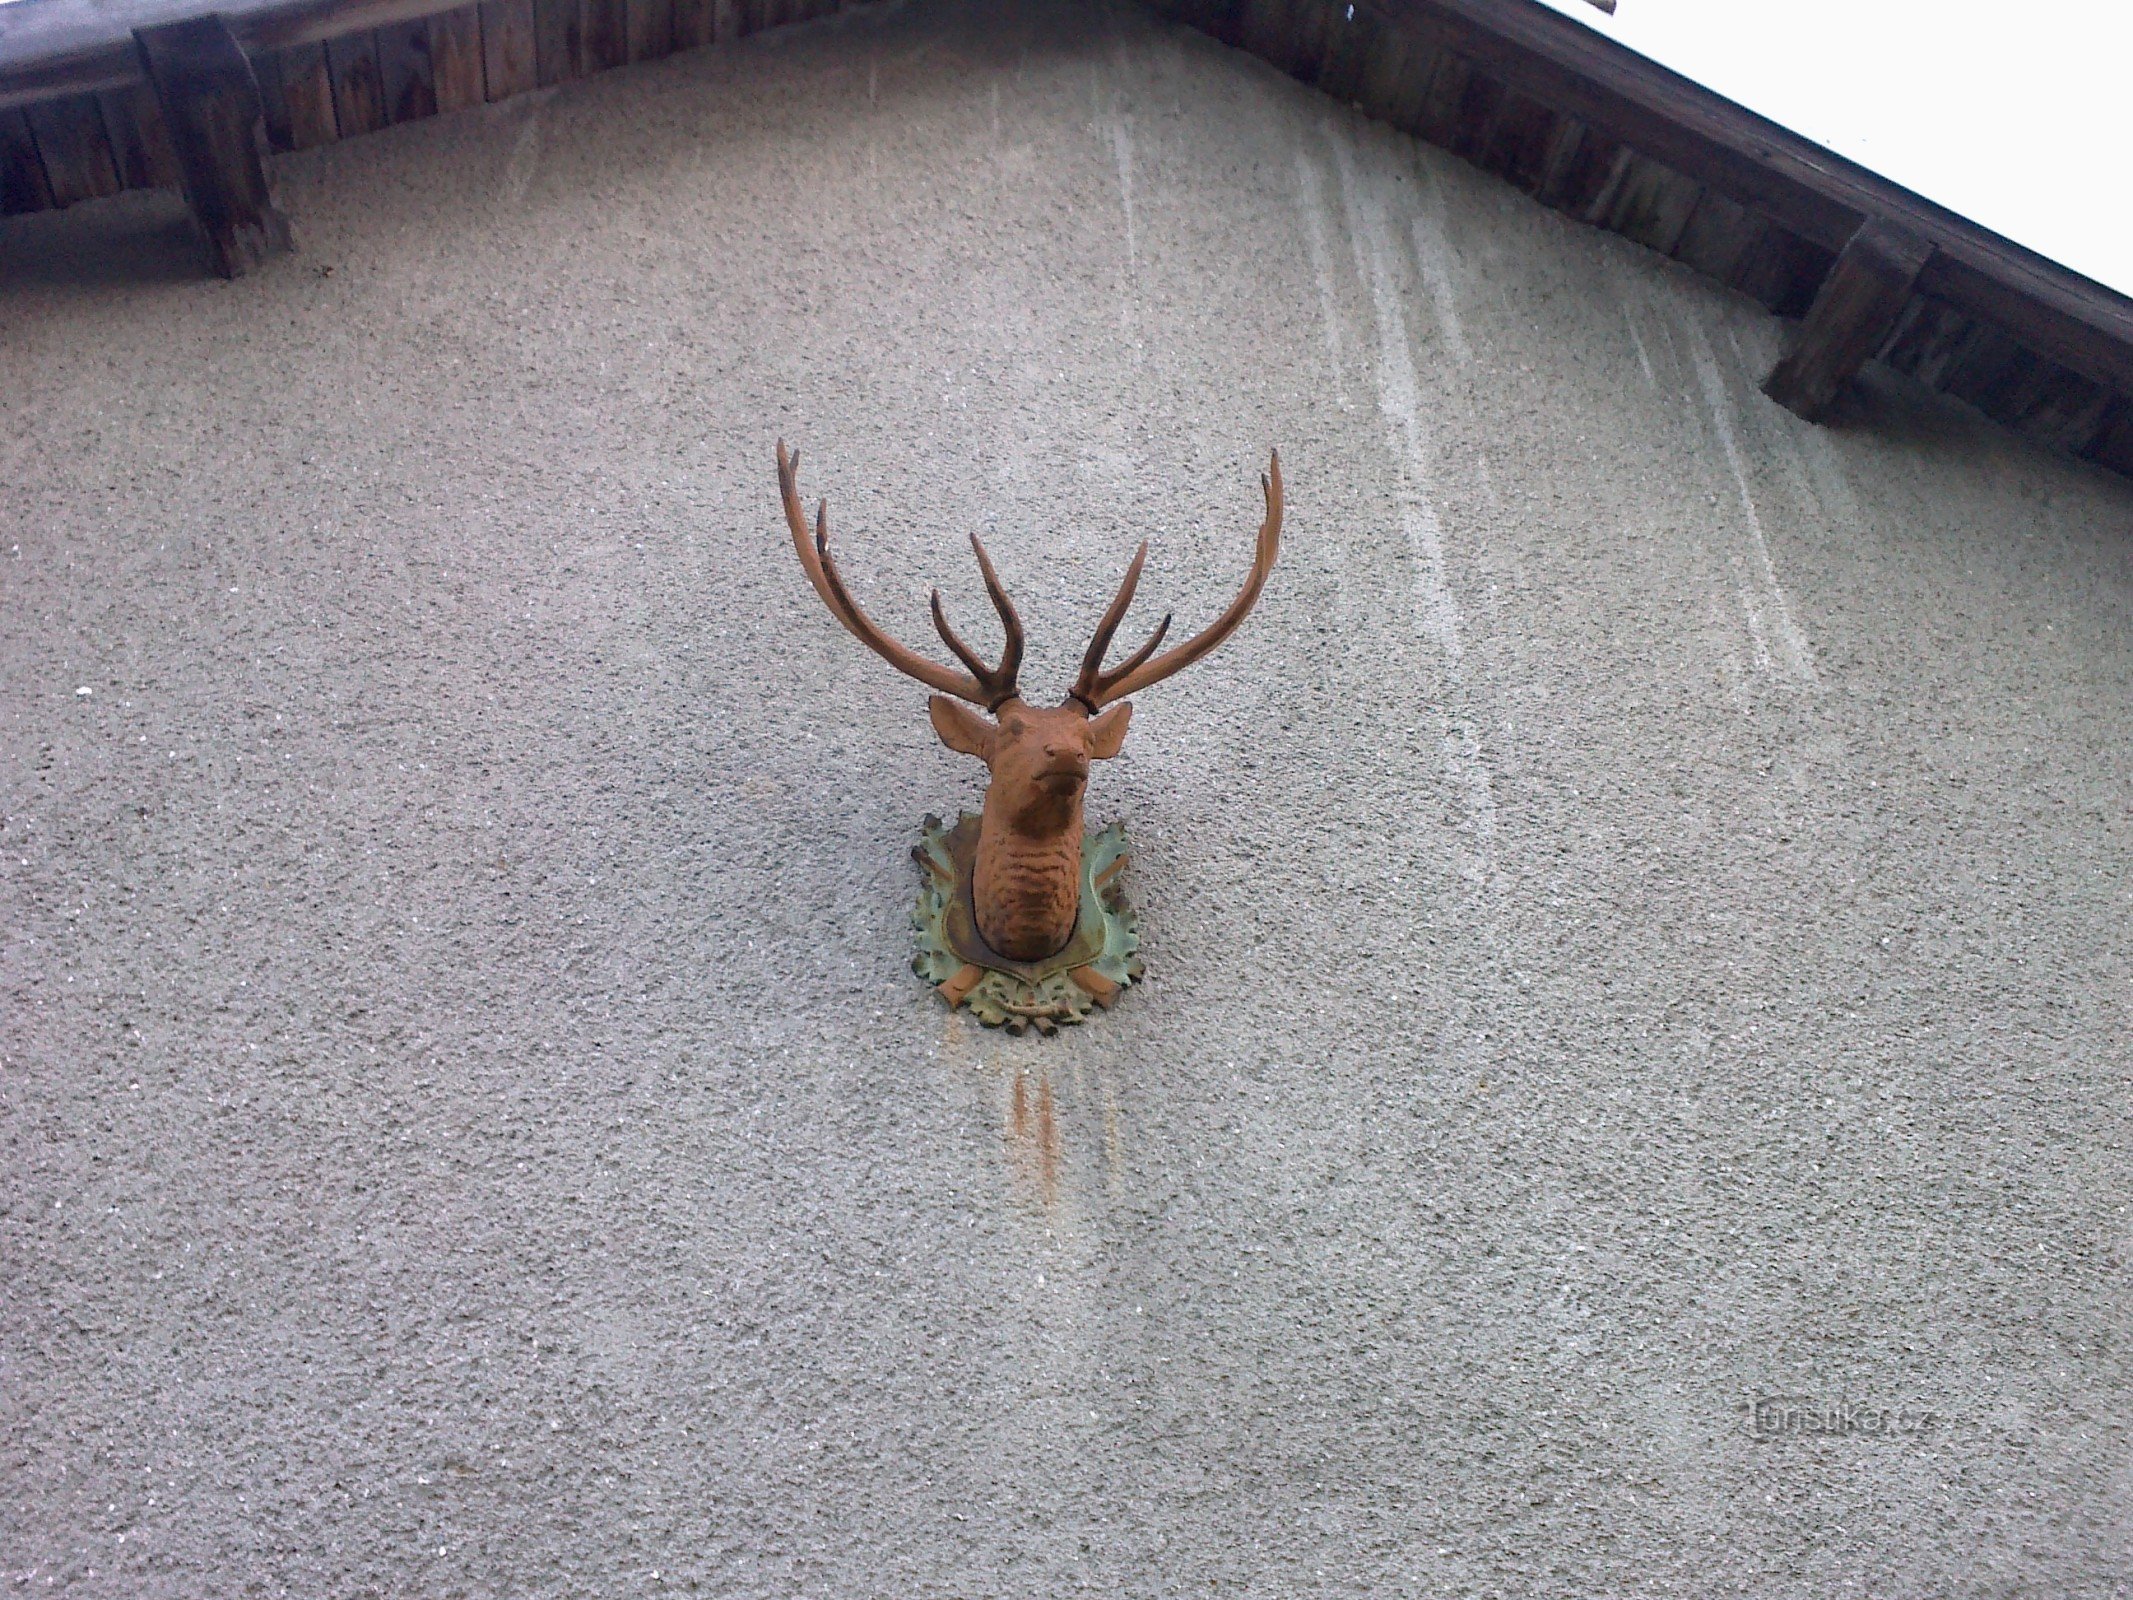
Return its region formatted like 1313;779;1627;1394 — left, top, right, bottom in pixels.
1762;218;1932;423
0;43;142;111
6;0;2133;418
1353;0;2133;395
0;0;479;109
1361;0;1862;249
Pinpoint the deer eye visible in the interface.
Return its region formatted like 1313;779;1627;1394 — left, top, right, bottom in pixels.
1004;719;1026;736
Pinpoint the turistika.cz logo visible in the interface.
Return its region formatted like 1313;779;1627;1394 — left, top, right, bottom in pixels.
1747;1397;1939;1441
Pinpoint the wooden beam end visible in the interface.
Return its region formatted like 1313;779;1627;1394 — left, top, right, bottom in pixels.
1764;216;1934;422
134;15;294;279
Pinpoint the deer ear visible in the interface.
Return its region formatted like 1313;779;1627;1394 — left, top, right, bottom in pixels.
928;695;996;761
1085;701;1133;759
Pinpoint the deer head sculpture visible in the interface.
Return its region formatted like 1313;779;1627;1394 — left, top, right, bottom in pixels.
779;440;1282;965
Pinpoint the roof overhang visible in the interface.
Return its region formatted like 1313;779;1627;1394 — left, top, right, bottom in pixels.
4;0;2131;481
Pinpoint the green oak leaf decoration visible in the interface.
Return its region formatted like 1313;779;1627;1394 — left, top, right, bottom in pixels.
912;813;1144;1035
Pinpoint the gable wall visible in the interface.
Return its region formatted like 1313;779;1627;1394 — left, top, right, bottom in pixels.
4;3;2129;1592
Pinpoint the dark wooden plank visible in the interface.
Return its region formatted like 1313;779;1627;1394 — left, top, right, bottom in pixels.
1144;0;1204;32
2080;397;2133;476
1531;112;1583;206
1444;61;1501;161
1477;87;1555;192
1537;121;1618;217
1284;3;1335;85
273;42;338;147
670;0;716;51
376;15;437;123
1315;9;1375;104
1239;0;1305;77
1671;187;1761;283
99;82;182;186
1351;24;1419;124
2005;366;2112;453
1968;344;2059;430
1874;294;1937;375
1148;0;1245;44
480;0;538;98
534;0;583;83
25;91;122;205
428;5;484;111
1603;154;1700;256
1878;293;1969;388
1730;225;1833;318
580;0;626;72
626;0;675;63
98;83;157;183
0;106;55;213
1916;247;2133;398
1724;219;1793;310
1886;299;1981;390
134;15;292;276
1406;52;1469;153
1581;144;1636;226
325;29;386;135
1763;217;1934;422
0;48;142;118
250;46;293;150
1937;323;2030;415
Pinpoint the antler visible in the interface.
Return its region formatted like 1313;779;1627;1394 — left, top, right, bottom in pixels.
1071;449;1282;709
780;440;1024;708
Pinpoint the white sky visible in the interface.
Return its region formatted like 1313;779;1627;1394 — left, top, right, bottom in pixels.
1533;0;2133;296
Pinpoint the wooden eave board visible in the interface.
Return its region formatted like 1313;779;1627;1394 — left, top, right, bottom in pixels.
2;0;2131;478
1150;0;2133;469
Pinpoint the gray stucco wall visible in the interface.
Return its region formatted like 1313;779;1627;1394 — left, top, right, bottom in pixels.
4;2;2130;1593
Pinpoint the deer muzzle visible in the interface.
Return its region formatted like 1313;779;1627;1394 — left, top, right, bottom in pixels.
1037;749;1090;792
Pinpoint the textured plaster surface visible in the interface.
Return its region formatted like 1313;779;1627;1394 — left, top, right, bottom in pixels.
3;2;2132;1594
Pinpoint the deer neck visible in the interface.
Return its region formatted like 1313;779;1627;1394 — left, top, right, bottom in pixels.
972;775;1085;962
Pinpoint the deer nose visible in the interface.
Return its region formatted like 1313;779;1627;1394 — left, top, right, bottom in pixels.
1042;741;1089;776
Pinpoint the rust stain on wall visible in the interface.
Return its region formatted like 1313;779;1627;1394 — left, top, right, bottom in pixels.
1006;1069;1062;1210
